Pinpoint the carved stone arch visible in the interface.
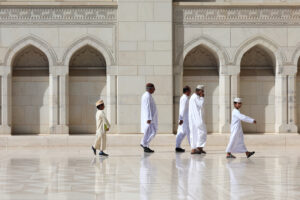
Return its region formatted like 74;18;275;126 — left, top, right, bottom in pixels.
62;35;115;68
4;35;57;70
176;36;229;74
233;36;284;74
291;44;300;67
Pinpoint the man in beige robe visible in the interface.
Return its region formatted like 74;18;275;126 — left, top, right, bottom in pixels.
92;99;110;156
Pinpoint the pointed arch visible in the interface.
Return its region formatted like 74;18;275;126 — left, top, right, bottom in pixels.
176;35;229;74
4;35;57;69
62;35;115;67
233;36;284;73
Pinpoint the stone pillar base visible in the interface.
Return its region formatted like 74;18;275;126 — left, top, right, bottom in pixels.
0;125;11;135
275;124;298;133
50;125;69;134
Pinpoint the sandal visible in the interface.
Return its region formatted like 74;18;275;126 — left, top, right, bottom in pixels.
226;154;236;159
247;151;255;158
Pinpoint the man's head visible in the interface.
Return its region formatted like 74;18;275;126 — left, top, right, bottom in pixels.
146;83;155;94
96;99;105;110
233;98;242;109
195;85;204;97
183;85;191;96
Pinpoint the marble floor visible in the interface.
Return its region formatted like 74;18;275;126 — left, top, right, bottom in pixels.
0;146;300;200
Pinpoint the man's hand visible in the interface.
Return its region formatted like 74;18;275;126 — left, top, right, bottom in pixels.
147;120;151;124
179;120;183;125
253;120;256;124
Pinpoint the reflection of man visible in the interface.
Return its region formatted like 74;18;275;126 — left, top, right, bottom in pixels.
189;85;207;154
93;157;108;200
139;153;156;200
227;160;253;200
140;83;158;153
187;156;206;198
175;86;191;153
175;154;189;199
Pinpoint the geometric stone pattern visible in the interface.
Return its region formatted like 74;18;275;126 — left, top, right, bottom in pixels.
174;6;300;26
0;7;117;25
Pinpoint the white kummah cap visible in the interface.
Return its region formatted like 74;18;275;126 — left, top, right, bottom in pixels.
196;85;205;90
233;97;242;103
95;99;104;107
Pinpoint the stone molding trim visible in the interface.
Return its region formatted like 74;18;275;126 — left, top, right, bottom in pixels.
174;6;300;26
0;7;117;25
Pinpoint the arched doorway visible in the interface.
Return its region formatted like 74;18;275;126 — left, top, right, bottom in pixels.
69;45;107;134
12;45;49;134
182;45;219;133
240;45;275;133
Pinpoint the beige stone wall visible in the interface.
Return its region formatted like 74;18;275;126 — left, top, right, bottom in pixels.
240;77;275;133
1;3;300;135
12;77;49;134
117;0;173;134
69;76;106;134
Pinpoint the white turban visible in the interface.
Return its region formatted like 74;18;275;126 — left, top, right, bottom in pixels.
233;97;242;103
196;85;204;90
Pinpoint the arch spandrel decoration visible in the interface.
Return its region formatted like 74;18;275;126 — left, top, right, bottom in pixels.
4;35;57;70
62;35;115;69
240;45;275;76
69;45;107;76
183;45;219;76
233;36;284;75
175;35;229;75
12;45;49;76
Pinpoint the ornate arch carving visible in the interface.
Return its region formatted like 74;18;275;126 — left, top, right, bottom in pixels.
62;35;115;67
175;35;229;75
3;34;57;68
233;35;285;74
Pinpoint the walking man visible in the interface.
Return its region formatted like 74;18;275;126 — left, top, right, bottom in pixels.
140;83;158;153
175;86;191;153
226;98;256;159
92;99;110;156
188;85;207;155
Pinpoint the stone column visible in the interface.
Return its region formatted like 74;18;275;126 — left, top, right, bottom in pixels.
49;73;59;134
174;68;183;131
219;74;231;133
49;66;69;134
106;73;117;133
0;67;12;135
275;74;288;133
287;74;298;133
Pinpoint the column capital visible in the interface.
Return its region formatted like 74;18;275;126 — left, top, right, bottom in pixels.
50;66;68;76
219;65;240;76
0;66;11;76
277;65;297;76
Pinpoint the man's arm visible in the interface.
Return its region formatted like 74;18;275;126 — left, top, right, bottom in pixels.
178;97;187;125
237;112;255;124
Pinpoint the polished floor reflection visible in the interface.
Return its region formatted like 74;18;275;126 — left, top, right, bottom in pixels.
0;146;300;200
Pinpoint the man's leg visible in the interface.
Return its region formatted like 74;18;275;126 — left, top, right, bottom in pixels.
99;134;108;156
176;131;186;152
94;135;101;150
176;131;185;148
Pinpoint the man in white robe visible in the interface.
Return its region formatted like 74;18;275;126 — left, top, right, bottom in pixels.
188;85;207;154
175;86;191;153
140;83;158;153
226;98;256;159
